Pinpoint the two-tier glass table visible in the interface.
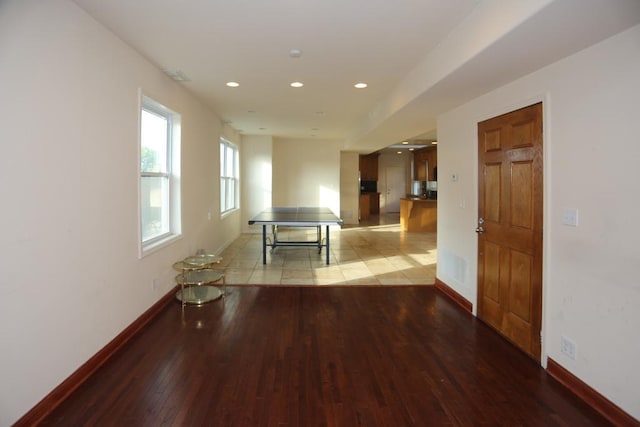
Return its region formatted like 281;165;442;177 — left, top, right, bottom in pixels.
174;269;225;306
172;253;225;306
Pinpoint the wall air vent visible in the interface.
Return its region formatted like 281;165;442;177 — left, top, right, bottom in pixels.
162;69;191;82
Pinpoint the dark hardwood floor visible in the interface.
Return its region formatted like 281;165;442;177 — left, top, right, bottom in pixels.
40;286;609;426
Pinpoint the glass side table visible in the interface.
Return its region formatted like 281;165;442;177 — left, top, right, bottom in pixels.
174;269;225;307
182;253;222;268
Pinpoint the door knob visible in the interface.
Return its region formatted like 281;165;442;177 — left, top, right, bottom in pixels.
475;226;484;233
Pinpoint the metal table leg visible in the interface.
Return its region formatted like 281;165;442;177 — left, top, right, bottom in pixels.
262;224;267;264
326;224;330;265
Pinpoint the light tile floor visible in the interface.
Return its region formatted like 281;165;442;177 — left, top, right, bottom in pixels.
218;214;437;286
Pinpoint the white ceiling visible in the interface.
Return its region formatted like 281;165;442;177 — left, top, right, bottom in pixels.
72;0;640;153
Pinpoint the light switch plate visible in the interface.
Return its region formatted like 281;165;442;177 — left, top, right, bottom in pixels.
562;208;579;226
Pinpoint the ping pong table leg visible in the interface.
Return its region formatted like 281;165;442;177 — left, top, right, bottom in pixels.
326;225;330;265
262;224;267;264
316;226;321;253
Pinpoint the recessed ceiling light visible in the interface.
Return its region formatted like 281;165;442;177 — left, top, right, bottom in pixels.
409;148;415;151
290;81;304;88
432;140;438;145
226;81;239;87
354;82;368;89
397;151;402;154
402;141;409;145
289;48;303;58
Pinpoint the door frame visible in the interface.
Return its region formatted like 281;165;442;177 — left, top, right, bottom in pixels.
474;97;550;365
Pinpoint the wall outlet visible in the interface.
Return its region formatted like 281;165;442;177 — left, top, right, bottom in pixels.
560;336;576;360
152;278;159;291
562;208;579;226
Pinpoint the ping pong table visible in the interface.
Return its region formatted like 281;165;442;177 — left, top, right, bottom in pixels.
248;207;343;265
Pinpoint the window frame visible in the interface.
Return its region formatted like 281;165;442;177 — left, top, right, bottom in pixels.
220;138;240;216
139;93;182;257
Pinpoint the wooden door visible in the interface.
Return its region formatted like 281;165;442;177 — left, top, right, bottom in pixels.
477;103;543;360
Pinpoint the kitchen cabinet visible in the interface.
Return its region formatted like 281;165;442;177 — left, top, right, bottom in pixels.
359;153;379;181
359;192;380;221
359;194;371;221
413;147;437;181
369;192;380;214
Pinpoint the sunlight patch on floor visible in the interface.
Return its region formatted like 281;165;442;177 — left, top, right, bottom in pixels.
219;214;437;285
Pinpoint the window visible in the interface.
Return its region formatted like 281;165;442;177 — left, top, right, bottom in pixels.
140;95;181;254
220;138;239;214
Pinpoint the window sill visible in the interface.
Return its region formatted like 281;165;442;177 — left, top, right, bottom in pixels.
221;208;239;220
140;233;182;258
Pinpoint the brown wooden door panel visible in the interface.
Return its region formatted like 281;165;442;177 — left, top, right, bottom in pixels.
477;102;543;360
482;241;501;303
483;163;502;222
508;249;533;322
510;161;534;229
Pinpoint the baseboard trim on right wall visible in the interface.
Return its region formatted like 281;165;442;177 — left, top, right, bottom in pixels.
546;357;640;426
434;277;473;313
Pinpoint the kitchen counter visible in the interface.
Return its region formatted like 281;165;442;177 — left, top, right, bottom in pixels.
400;198;437;232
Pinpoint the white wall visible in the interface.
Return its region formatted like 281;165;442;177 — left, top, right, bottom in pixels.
242;136;345;231
271;138;343;215
437;24;640;418
241;135;274;232
0;1;241;424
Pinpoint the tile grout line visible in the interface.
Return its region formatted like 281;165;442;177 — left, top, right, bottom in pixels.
219;218;437;286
